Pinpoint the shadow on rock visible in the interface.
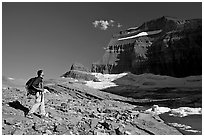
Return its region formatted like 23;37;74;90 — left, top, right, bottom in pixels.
8;100;29;116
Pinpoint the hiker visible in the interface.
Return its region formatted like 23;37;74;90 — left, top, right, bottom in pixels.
26;70;47;119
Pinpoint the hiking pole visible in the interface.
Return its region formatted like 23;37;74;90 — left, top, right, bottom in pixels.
40;82;44;102
39;88;43;102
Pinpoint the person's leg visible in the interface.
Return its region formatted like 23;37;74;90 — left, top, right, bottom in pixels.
39;92;46;115
27;92;41;115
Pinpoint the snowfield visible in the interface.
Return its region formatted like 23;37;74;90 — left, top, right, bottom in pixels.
170;107;202;117
85;72;202;118
91;72;128;82
85;73;127;89
145;105;202;117
145;105;171;115
118;30;162;41
85;81;119;90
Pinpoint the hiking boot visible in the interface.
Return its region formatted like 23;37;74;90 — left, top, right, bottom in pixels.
26;113;34;119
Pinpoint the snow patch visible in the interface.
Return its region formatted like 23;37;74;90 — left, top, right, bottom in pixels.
145;105;202;117
86;81;118;90
145;105;171;115
91;72;127;82
170;107;202;117
118;32;148;40
185;129;202;133
168;123;191;129
118;30;162;41
85;73;127;89
127;26;138;30
168;123;201;133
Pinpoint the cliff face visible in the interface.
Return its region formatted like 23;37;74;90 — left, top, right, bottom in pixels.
61;63;99;81
91;16;202;77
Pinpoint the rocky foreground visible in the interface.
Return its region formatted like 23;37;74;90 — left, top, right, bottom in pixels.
2;78;182;135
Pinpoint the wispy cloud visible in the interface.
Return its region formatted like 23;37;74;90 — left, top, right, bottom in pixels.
92;20;122;30
8;77;14;80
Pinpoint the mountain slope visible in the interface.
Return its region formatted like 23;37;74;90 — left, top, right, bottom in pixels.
92;16;202;77
2;77;182;135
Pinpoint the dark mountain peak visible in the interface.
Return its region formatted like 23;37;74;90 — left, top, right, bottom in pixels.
92;16;202;77
70;62;90;72
113;16;183;39
161;15;179;21
138;16;182;32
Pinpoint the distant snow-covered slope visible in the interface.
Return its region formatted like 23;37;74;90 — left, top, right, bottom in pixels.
85;72;201;90
85;73;127;89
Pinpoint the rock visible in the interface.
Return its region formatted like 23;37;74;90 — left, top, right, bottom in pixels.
114;123;126;135
45;129;52;135
125;130;131;135
2;76;185;135
115;127;123;135
132;106;147;112
107;130;116;135
111;121;120;129
70;63;90;72
12;128;25;135
61;102;67;108
61;63;100;81
53;116;63;122
61;70;98;81
14;122;22;128
4;117;16;125
62;130;72;135
34;123;47;132
103;107;119;113
98;121;111;130
94;129;109;135
106;116;115;121
90;118;100;129
56;124;67;133
122;123;140;135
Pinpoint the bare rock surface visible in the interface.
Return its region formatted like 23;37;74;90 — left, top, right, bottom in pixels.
70;62;90;72
61;70;98;81
2;79;182;135
61;63;99;81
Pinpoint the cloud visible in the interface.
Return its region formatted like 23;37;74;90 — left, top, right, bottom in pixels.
92;20;122;30
8;77;14;80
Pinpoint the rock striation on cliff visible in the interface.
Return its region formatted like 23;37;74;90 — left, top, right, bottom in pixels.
91;16;202;77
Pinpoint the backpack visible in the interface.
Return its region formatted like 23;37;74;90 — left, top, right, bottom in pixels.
25;77;37;96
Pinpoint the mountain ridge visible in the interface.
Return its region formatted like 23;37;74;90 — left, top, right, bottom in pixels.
91;16;202;77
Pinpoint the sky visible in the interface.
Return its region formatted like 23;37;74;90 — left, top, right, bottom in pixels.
2;2;202;80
